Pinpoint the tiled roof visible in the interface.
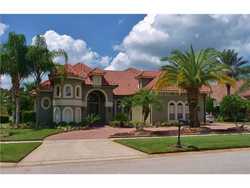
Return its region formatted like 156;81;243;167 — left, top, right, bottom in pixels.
88;67;105;76
40;63;212;95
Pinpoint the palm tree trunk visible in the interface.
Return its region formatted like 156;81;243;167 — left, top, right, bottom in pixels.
226;84;231;96
11;89;16;126
187;88;200;127
14;78;20;128
15;91;20;127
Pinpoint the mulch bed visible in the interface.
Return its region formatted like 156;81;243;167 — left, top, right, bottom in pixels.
109;126;250;138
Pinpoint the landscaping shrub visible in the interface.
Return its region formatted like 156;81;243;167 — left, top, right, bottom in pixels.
21;111;35;123
220;95;248;122
109;120;121;127
0;115;9;123
84;114;100;127
114;113;128;122
129;121;143;128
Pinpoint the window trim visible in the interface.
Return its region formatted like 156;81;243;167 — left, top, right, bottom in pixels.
168;101;177;121
53;107;61;123
54;85;61;98
63;84;73;98
75;107;81;123
41;97;51;110
62;107;73;123
75;85;82;99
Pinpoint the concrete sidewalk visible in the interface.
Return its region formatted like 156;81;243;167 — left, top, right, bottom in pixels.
18;139;146;166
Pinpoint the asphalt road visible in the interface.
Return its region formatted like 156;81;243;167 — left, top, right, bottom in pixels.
1;148;250;174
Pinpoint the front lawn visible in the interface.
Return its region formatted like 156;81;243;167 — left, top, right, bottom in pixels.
0;142;42;162
0;128;63;141
115;134;250;154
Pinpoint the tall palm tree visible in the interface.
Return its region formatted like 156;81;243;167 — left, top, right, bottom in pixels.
26;35;68;127
157;46;235;127
217;49;250;95
132;89;161;129
0;32;29;127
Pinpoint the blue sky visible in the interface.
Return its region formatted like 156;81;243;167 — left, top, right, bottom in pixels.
1;14;250;88
0;14;145;57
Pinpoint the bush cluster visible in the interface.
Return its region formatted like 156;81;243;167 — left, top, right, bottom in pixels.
0;115;9;123
21;111;36;123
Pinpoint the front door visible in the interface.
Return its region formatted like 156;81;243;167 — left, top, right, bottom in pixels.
87;90;106;123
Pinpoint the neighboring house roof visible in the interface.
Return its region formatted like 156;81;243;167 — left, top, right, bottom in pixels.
40;63;211;96
210;80;250;102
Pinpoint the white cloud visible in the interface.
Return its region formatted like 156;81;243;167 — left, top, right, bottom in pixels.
32;30;110;68
0;22;8;36
0;75;11;89
107;14;250;70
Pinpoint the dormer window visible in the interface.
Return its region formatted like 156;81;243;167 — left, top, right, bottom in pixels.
88;68;105;86
93;76;102;86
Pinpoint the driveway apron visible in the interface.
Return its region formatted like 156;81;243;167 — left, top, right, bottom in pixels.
18;139;146;166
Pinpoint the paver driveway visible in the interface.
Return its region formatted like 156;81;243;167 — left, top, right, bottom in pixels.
18;139;145;166
46;126;134;140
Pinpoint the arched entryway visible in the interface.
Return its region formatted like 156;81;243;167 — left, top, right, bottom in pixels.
87;90;106;123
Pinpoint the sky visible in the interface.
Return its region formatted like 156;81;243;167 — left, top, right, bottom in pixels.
1;14;250;89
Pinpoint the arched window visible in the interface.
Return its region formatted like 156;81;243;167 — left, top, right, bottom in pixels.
53;107;61;123
62;107;73;123
75;107;81;123
185;103;189;120
75;85;81;98
54;85;61;97
168;102;176;120
177;102;184;120
63;84;73;98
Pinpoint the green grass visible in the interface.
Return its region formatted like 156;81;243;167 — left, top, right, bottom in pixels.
115;134;250;154
0;128;63;141
0;142;42;162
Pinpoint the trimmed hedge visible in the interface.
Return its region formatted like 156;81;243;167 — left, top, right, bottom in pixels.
0;115;9;123
21;111;36;123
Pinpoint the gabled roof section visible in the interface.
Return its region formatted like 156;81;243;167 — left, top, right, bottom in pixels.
73;63;92;78
88;67;105;76
135;70;159;79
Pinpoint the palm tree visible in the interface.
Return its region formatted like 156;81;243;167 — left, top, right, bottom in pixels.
0;32;29;127
27;35;68;87
217;49;250;95
26;35;68;127
157;46;235;127
132;89;161;130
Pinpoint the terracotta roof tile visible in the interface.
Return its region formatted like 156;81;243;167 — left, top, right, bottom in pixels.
40;63;215;95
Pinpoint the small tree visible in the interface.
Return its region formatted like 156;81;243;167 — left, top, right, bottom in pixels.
120;96;133;120
132;89;161;130
206;96;215;115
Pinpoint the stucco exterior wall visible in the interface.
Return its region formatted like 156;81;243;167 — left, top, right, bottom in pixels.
36;91;53;126
151;92;206;124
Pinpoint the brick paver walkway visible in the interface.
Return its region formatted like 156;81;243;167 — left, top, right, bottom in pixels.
46;126;135;140
46;124;245;140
